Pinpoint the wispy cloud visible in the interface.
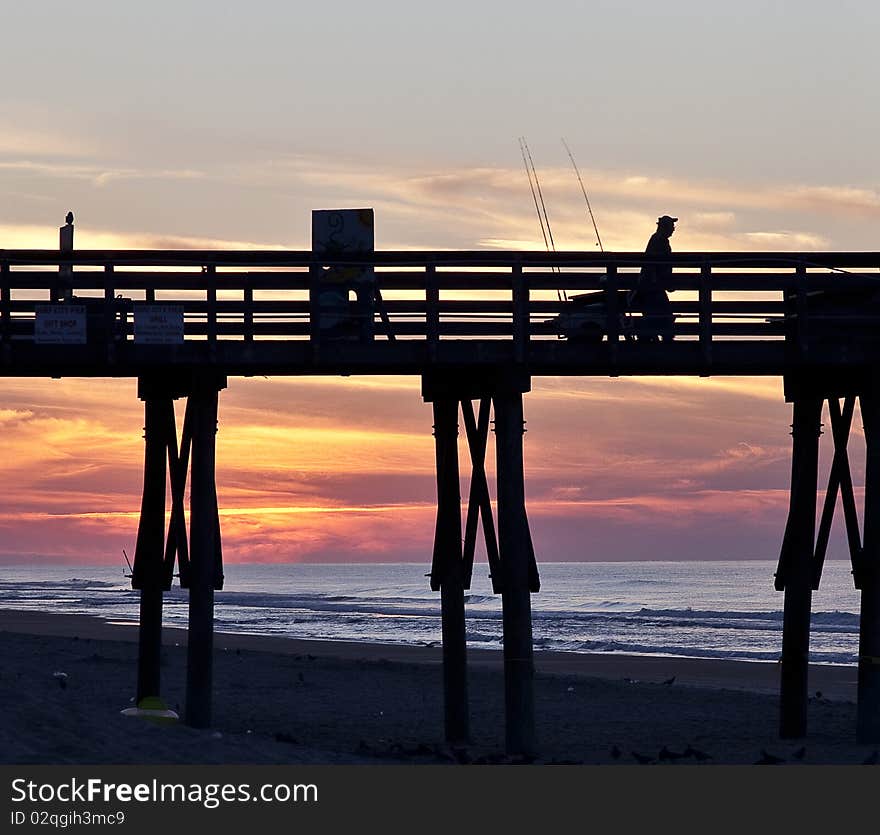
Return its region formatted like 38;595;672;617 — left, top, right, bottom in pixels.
0;223;285;250
0;159;207;189
0;128;97;158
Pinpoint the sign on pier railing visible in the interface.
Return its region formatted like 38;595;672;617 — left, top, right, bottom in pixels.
34;304;86;344
134;305;185;345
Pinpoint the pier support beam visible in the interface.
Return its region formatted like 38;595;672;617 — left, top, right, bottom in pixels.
494;385;536;757
184;376;226;729
858;382;880;742
422;371;537;755
431;398;469;745
778;395;822;739
132;388;169;703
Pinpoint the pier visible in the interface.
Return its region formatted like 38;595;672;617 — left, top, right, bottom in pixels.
3;238;880;751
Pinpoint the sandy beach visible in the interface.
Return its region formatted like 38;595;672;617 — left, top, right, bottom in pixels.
0;608;875;765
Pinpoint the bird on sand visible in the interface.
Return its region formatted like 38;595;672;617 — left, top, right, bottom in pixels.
755;749;786;764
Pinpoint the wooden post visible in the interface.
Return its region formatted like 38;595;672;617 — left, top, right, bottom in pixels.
205;265;217;362
243;285;254;342
132;385;169;703
308;261;321;359
494;386;536;756
426;262;439;362
795;265;808;359
858;382;880;742
57;215;73;302
185;380;221;728
1;263;10;361
699;262;712;372
605;265;619;371
779;395;822;738
432;398;469;744
511;262;528;364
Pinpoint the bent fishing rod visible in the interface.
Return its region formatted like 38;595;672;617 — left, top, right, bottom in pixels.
561;137;604;253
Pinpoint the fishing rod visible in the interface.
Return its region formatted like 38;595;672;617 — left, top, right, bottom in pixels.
122;548;133;578
561;137;604;253
519;137;566;301
518;137;551;257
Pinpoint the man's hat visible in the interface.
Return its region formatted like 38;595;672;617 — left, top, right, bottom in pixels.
657;215;678;225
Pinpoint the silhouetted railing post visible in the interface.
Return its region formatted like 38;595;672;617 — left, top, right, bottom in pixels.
494;378;536;757
779;393;822;738
1;263;10;360
605;264;619;369
185;374;226;728
205;264;217;359
795;265;808;360
858;377;880;742
699;263;712;371
426;262;439;362
512;262;528;364
243;284;254;343
56;215;73;302
102;265;116;362
308;260;321;357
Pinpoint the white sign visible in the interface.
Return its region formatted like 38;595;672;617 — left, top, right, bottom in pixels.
134;304;184;344
35;304;86;344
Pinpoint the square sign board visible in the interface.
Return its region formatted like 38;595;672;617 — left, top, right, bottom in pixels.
311;208;374;259
134;304;184;344
34;304;87;344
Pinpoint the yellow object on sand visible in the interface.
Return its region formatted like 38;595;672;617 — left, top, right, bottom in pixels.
120;696;179;726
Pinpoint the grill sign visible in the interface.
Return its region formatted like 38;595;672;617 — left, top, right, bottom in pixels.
134;305;184;344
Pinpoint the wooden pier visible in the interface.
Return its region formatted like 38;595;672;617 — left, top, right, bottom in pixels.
3;242;880;751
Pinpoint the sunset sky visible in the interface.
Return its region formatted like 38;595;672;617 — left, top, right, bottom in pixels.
1;1;876;567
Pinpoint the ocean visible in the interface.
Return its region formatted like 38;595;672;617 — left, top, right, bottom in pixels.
0;560;864;666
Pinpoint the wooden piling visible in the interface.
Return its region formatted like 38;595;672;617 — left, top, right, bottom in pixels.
858;383;880;742
494;387;536;757
132;389;169;703
432;398;469;744
184;382;220;728
779;395;822;739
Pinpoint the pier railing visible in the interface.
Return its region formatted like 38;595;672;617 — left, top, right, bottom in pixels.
1;249;879;375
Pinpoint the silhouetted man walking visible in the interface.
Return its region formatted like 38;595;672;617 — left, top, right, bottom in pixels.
635;215;677;342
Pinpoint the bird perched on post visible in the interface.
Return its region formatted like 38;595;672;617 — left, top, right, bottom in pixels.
65;211;74;225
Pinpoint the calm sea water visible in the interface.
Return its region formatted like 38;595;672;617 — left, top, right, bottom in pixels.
0;561;864;665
